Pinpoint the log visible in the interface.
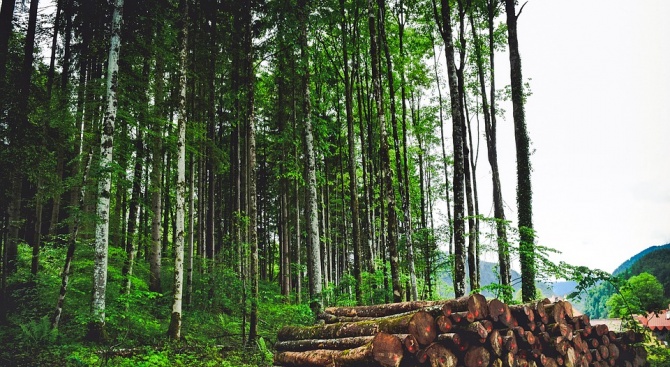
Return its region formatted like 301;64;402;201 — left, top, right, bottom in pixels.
317;313;375;324
403;334;419;354
488;299;507;322
489;329;503;357
465;346;490;367
437;315;453;333
274;350;340;366
436;332;462;347
593;323;609;337
322;294;485;318
334;332;404;367
275;335;377;352
407;310;437;346
274;334;412;352
278;310;430;341
502;333;518;354
421;343;458;367
533;300;549;325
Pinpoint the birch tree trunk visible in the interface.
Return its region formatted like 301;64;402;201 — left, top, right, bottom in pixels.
298;0;323;314
339;0;363;305
89;0;125;342
167;0;188;340
243;0;259;344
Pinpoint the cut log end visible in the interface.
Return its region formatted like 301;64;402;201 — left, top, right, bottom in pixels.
408;310;437;346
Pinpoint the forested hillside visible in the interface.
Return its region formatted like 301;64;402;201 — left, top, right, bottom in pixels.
0;0;662;365
582;244;670;319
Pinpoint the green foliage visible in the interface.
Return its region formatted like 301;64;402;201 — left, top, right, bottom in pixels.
607;272;666;318
628;247;670;298
18;316;59;348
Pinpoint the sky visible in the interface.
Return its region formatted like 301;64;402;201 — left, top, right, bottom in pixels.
475;0;670;274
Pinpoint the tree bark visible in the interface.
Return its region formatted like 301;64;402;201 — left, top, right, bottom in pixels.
339;0;363;306
88;0;124;342
276;332;404;367
167;0;188;340
298;0;323;314
52;153;92;329
434;0;466;297
504;0;536;303
368;0;402;304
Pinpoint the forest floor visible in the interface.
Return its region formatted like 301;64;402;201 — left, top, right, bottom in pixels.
0;243;315;366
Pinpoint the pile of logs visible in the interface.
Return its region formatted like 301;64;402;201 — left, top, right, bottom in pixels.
273;294;647;367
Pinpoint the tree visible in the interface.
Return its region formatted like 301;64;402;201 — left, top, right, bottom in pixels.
339;0;363;306
88;0;125;342
470;0;512;300
167;0;188;340
504;0;535;302
369;0;402;303
607;272;665;318
298;0;323;314
434;0;467;297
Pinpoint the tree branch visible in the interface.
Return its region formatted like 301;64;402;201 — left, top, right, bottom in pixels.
516;1;528;19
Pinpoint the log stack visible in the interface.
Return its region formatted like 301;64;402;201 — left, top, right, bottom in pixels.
273;294;647;367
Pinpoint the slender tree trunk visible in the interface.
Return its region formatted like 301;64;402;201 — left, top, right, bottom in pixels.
52;153;92;329
368;0;401;303
0;0;16;90
505;0;535;302
434;0;466;297
487;0;512;299
430;34;454;255
469;8;510;299
186;153;195;305
149;59;164;292
339;0;362;305
121;125;145;300
167;0;188;339
88;0;125;342
397;0;418;301
298;0;323;314
243;0;259;343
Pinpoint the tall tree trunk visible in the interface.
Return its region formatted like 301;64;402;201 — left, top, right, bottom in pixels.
434;0;466;297
369;0;401;303
397;0;418;301
88;0;125;342
298;0;323;314
469;6;511;300
121;125;145;300
52;152;92;329
0;0;15;91
167;0;188;340
149;43;164;292
505;0;535;302
430;33;454;255
186;152;195;305
487;0;512;299
339;0;362;305
243;0;259;344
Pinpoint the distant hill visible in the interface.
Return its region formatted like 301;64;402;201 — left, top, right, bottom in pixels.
612;243;670;276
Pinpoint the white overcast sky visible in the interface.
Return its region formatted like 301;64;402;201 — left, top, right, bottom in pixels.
476;0;670;274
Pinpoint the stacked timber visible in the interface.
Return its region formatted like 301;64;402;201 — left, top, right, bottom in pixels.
273;294;647;367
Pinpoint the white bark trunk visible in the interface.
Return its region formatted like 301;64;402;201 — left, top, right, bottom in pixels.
91;0;124;330
168;0;188;339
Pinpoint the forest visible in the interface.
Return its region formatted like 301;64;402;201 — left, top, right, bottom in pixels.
0;0;666;365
